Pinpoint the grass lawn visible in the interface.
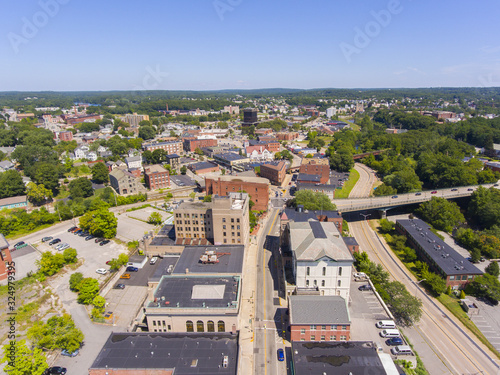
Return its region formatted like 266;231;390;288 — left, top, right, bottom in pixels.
437;294;500;360
334;168;360;199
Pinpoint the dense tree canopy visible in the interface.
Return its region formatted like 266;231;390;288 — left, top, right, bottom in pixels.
288;190;336;211
0;170;26;198
91;162;109;183
69;177;94;198
416;197;465;233
79;208;117;238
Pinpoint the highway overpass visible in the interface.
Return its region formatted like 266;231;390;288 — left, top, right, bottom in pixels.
333;183;498;213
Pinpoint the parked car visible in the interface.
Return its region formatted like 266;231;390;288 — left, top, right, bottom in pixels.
353;272;368;281
358;285;372;291
120;273;131;279
44;367;67;375
386;337;404;346
150;256;158;265
69;227;80;233
100;240;110;246
85;235;95;241
56;243;69;251
277;348;284;361
126;266;138;272
67;226;77;232
49;238;61;246
96;268;107;275
74;229;83;235
431;190;437;194
14;241;26;248
61;348;79;357
42;236;53;242
114;284;125;289
95;237;104;243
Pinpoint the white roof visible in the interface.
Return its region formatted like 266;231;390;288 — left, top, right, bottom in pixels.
191;285;225;300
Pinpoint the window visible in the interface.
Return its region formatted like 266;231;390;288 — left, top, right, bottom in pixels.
449;276;455;280
223;232;227;236
197;320;204;332
314;280;317;286
223;225;226;229
330;336;336;341
338;267;342;276
231;218;234;223
224;239;227;244
300;338;305;341
300;329;305;334
237;218;240;223
322;267;326;276
153;321;156;326
232;239;235;244
321;280;325;287
306;280;309;287
321;325;326;330
341;325;347;330
321;335;325;341
231;225;234;230
306;267;310;276
310;335;315;340
311;325;316;330
186;321;194;332
237;225;240;230
340;335;347;341
207;320;215;332
218;320;225;332
222;218;226;222
338;280;341;287
468;275;473;280
232;232;235;236
237;232;240;237
461;275;467;281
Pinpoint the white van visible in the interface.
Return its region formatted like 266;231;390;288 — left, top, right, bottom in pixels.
391;345;413;355
376;320;396;329
380;329;400;338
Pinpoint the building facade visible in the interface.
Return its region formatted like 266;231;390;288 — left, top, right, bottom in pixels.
205;176;270;211
299;163;330;184
58;131;73;141
183;138;218;152
144;141;183;155
125;155;143;171
0;196;28;210
174;193;250;246
188;162;220;175
109;169;145;195
0;234;13;283
122;113;150;127
260;161;287;186
144;165;170;190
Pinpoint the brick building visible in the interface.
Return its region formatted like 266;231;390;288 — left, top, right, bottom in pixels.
183;138;218;152
188;162;220;175
260;161;287;186
144;165;170;190
0;234;13;283
301;157;330;166
205;176;270;211
255;128;273;135
144;141;183;155
58;131;73;141
289;295;351;342
299;163;330;184
277;132;299;141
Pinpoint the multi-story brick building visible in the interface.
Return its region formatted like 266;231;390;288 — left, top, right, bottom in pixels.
188;162;220;175
144;165;170;190
205;176;270;211
58;131;73;141
122;113;150;127
109;169;146;195
301;157;330;166
174;193;250;246
276;132;299;141
0;234;13;283
183;138;218;152
289;295;351;342
260;161;287;186
299;163;330;184
255;128;273;136
144;141;183;155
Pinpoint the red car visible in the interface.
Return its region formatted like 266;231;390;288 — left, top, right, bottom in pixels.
431;191;437;194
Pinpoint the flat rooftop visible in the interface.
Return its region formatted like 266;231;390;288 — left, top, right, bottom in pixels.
292;341;387;375
297;173;321;182
290;296;350;325
90;332;238;374
206;175;269;185
397;219;483;276
149;275;240;309
215;152;246;161
149;225;176;247
173;245;244;275
190;161;219;171
150;256;180;282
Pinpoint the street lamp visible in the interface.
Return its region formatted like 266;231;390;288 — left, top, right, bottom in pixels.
414;279;426;297
360;213;371;221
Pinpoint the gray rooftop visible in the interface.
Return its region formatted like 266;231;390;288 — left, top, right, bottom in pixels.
397;219;483;276
149;224;177;247
296;182;337;191
173;246;244;275
189;161;219;171
215;152;246;161
150;256;181;282
90;332;238;374
0;234;9;250
292;341;387;375
290;295;350;325
149;275;240;309
297;173;321;182
342;237;359;247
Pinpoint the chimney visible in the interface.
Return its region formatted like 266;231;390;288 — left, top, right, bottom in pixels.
297;205;304;213
185;268;189;274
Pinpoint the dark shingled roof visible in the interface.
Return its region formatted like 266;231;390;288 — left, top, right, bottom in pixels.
90;332;238;374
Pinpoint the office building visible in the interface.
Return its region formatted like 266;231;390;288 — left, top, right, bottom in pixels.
242;108;258;127
144;165;170;190
260;161;287;186
205;176;270;211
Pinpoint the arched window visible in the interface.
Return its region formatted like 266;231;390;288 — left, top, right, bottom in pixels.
306;280;309;287
186;320;194;332
197;320;204;332
321;280;325;287
218;320;225;332
314;280;317;286
306;267;310;276
322;267;326;276
207;320;215;332
338;280;341;287
338;267;342;276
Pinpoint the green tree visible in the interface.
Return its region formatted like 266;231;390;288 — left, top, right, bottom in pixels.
180;165;187;175
26;182;53;205
92;295;106;317
416;197;465;233
467;274;500;304
203;195;212;202
91;162;109;184
1;339;48;375
27;314;83;353
486;261;500;277
385;281;423;326
138;125;156;140
77;278;100;305
421;270;447;296
0;170;26;198
36;251;66;276
69;177;93;198
289;190;336;211
63;248;78;263
373;183;397;196
69;272;84;291
329;148;354;172
148;212;163;225
33;162;60;192
79;208;117;238
189;191;196;200
194;147;204;155
118;253;129;265
379;219;395;233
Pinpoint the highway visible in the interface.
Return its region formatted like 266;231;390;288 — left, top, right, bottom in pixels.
348;164;500;375
336;182;498;212
253;208;287;375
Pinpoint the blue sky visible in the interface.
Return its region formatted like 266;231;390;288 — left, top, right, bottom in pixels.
1;0;499;91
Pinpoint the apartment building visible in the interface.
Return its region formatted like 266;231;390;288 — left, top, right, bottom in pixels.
122;113;150;127
260;161;287;186
299;163;330;184
144;141;183;155
144;165;170;190
183;138;218;152
276;132;299;141
205;176;270;211
174;193;250;246
58;131;73;141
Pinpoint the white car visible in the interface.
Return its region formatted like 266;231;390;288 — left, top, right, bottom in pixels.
96;268;108;275
56;243;69;251
150;256;158;265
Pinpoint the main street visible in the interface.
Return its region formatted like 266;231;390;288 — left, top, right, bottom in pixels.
347;163;500;374
253;207;287;375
